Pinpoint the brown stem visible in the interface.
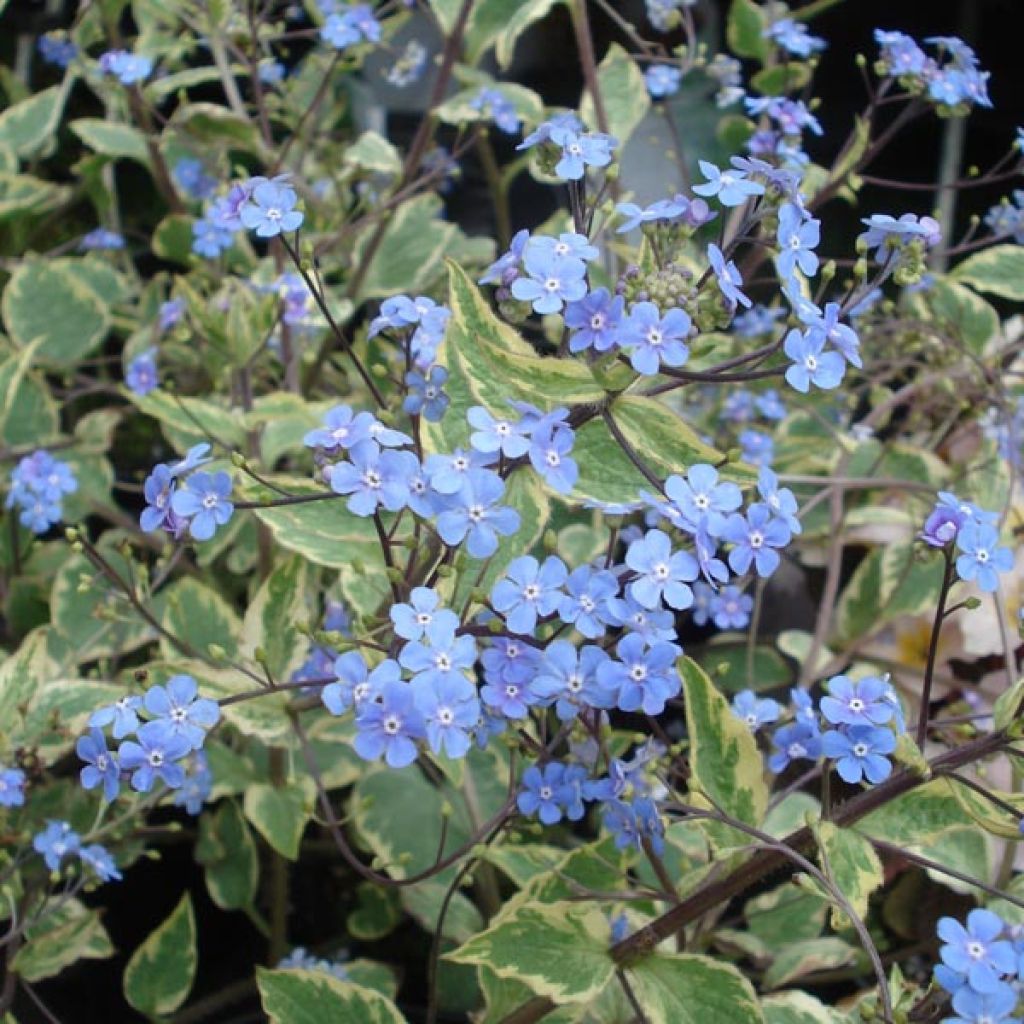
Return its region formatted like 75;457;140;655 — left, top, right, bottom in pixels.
916;551;955;747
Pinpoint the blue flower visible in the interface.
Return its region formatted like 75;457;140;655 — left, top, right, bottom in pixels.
118;721;191;791
757;468;801;535
77;729;120;801
354;679;424;768
481;640;542;719
89;695;143;739
530;641;613;719
663;463;743;536
731;690;780;731
776;203;820;278
820;675;894;728
305;406;376;454
170;470;234;541
99;50;153;84
159;298;186;332
33;821;81;871
327;441;416;516
645;64;682;98
192;212;235;258
721;504;791;577
143;674;220;751
321;4;381;49
468;406;531;458
399;620;478;693
801;302;862;368
436;469;520;558
626;528;698;610
956;523;1014;592
80;843;122;882
768;721;822;773
937;909;1015;994
531;232;600;263
390;587;459;642
605;596;678;644
6;450;77;533
564;288;625;353
549;128;617;181
618;302;691;375
0;766;26;807
517;762;584;825
740;429;774;467
413;676;479;759
469;88;521;135
172;158;217;201
944;984;1019;1024
710;585;754;630
783;328;846;393
598;633;681;715
323;655;397;716
602;797;664;855
492;555;568;634
37;32;77;68
707;243;752;310
125;347;159;396
529;422;578;493
734;305;785;338
765;18;826;57
173;753;213;816
480;229;530;286
558;566;619;638
241;180;304;237
693;161;765;207
510;246;588;314
404;366;449;421
425;448;496;495
821;725;896;784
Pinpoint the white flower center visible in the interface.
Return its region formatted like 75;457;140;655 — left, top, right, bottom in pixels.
852;743;869;758
384;715;401;735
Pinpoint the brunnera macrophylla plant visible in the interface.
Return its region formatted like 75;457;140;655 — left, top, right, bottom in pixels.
3;0;1024;1020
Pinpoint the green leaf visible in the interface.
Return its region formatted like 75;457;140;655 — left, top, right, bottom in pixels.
0;345;58;447
160;577;242;661
123;893;198;1017
763;991;847;1024
495;0;564;68
0;171;70;222
682;656;768;831
995;677;1024;731
241;556;313;682
347;883;402;941
196;800;259;910
625;953;763;1024
70;118;150;165
952;244;1024;301
750;63;813;95
181;658;292;745
912;276;999;355
435;262;604;427
51;552;154;664
257;969;408;1024
763;937;857;989
727;0;769;61
13;900;115;982
152;213;196;264
571;397;755;506
352;195;459;301
447;902;614;1004
704;642;793;693
129;390;248;452
244;779;315;860
344;131;402;175
0;628;58;743
3;261;110;366
581;43;650;147
0;85;66;159
745;885;825;947
815;820;884;929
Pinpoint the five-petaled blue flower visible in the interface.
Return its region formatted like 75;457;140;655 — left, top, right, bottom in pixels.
783;328;846;393
821;725;896;785
820;675;894;728
731;690;781;731
618;302;691;375
956;522;1014;593
938;909;1016;994
240;180;304;237
492;555;568;634
436;469;520;558
171;470;234;541
118;721;191;792
625;528;699;610
77;728;121;801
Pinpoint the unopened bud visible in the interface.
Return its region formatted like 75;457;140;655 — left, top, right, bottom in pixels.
231;451;247;467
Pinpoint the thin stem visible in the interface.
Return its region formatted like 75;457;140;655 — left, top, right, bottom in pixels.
916;551;955;747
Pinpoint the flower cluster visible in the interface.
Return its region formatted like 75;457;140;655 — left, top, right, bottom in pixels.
81;674;219;802
32;821;121;883
934;908;1022;1023
517;113;617;181
139;443;234;542
6;450;78;534
738;673;905;785
874;30;991;110
920;492;1012;593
